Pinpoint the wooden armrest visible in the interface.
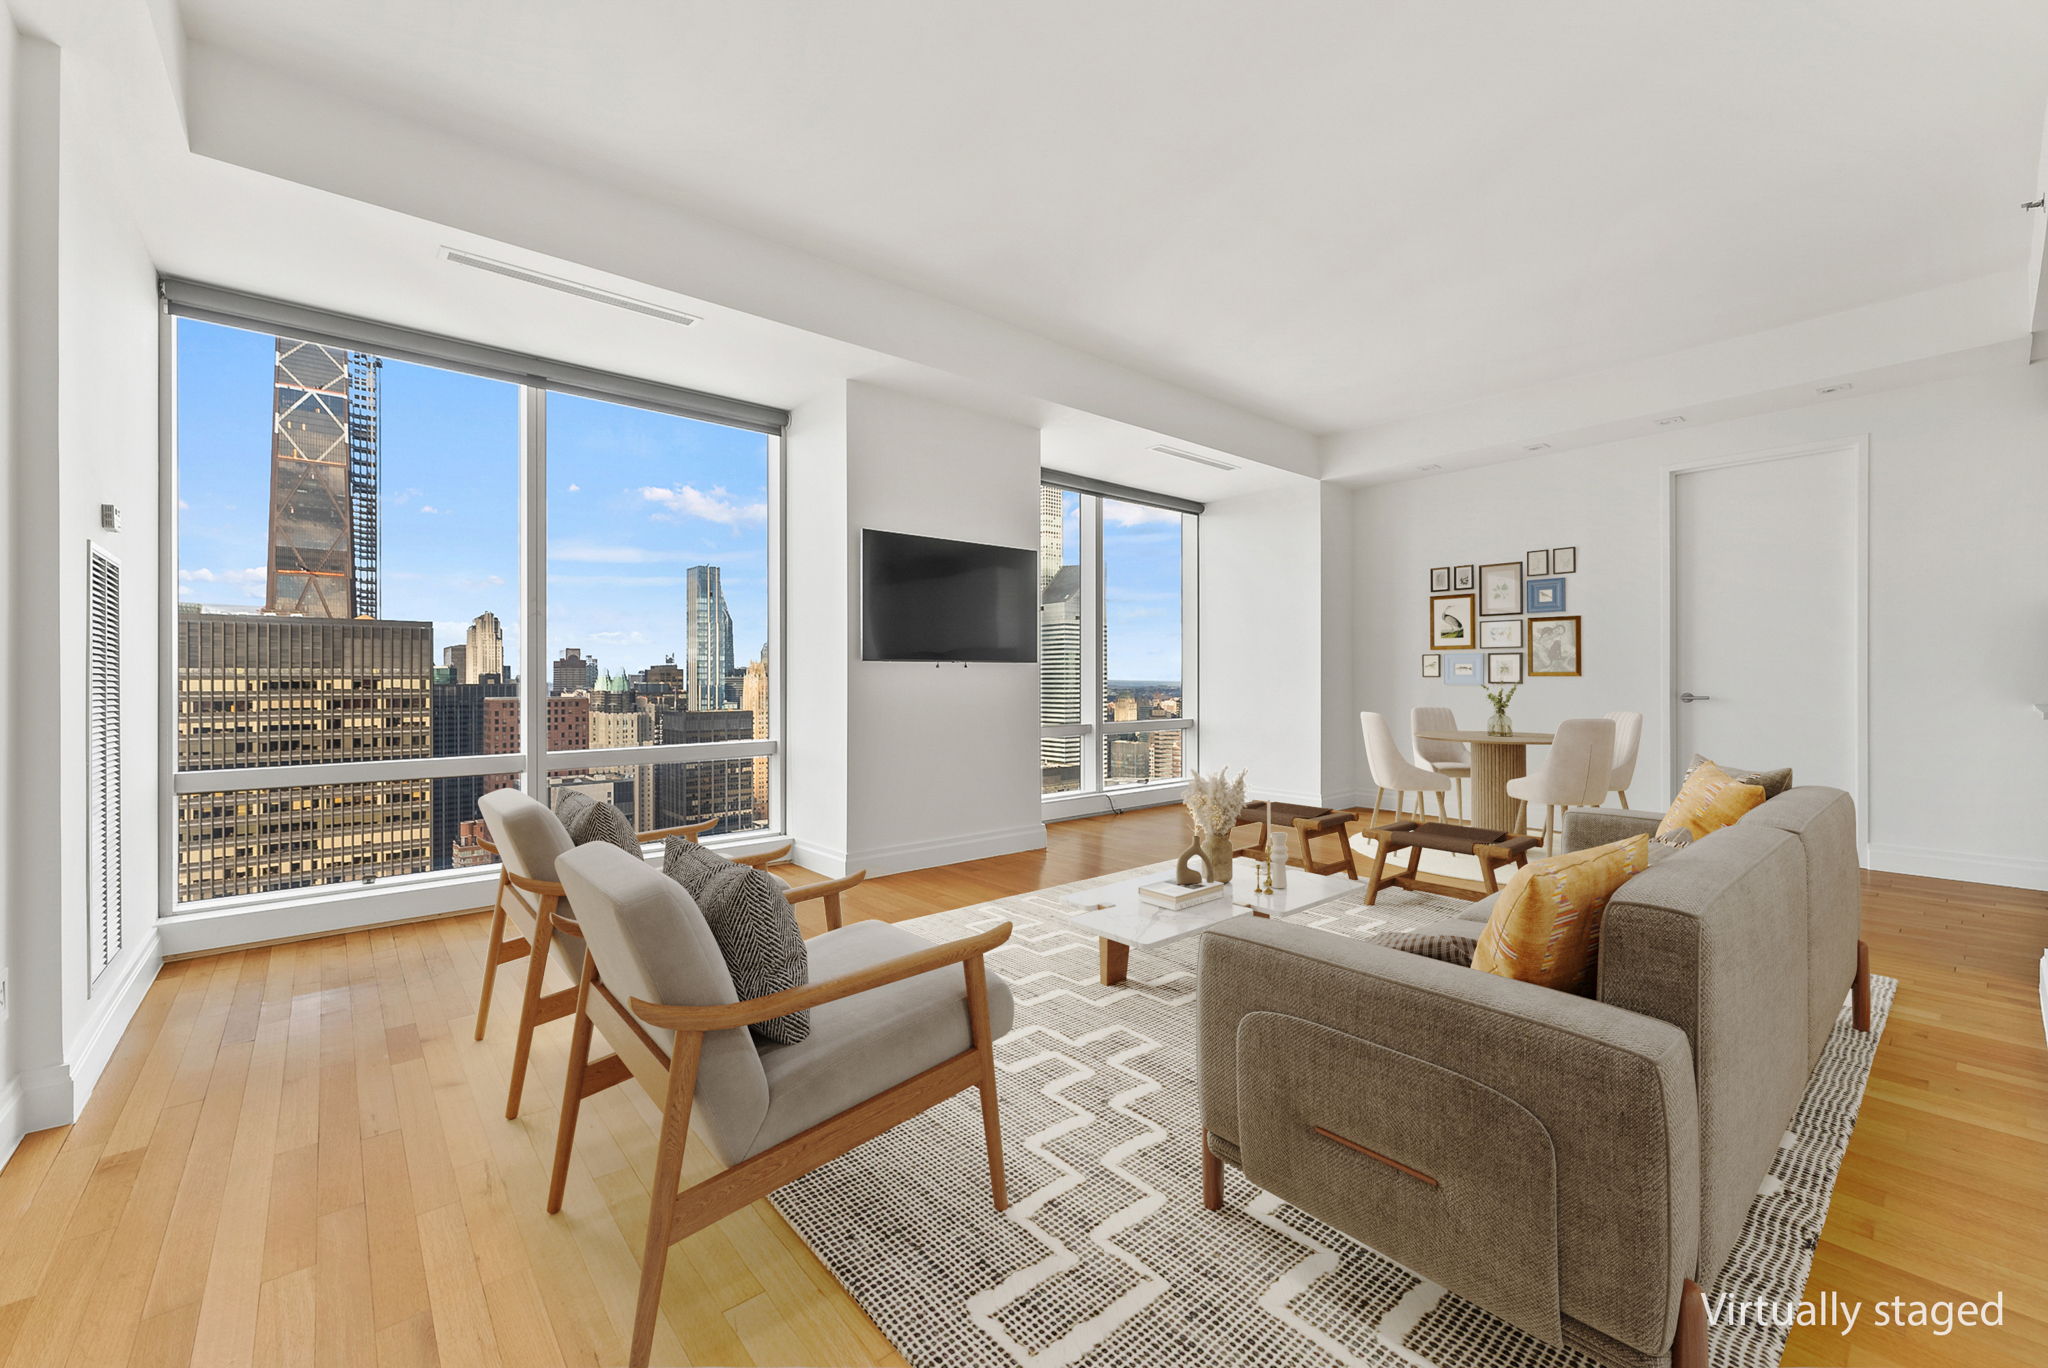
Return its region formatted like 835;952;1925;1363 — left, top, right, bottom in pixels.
504;868;566;899
782;869;866;904
638;818;718;844
631;920;1011;1032
476;833;500;856
731;842;796;869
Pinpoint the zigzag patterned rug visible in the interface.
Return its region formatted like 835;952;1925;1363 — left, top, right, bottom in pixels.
769;864;1895;1368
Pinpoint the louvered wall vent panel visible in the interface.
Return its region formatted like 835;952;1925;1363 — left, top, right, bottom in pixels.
87;542;123;986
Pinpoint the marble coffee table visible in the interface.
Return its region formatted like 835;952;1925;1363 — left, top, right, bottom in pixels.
1061;863;1358;985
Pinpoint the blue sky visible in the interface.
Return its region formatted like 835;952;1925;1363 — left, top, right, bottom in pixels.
177;317;1181;684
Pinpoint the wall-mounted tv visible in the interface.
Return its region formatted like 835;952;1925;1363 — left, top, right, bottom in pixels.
860;528;1036;662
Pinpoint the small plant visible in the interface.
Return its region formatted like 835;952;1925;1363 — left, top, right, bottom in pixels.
1484;685;1518;714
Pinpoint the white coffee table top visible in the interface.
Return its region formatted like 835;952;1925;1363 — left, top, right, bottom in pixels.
1060;864;1356;949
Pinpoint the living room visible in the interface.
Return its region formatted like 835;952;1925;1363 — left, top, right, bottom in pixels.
0;3;2043;1366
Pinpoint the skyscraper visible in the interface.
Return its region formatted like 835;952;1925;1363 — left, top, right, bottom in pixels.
264;339;380;619
465;611;506;683
176;608;432;900
430;678;517;869
741;652;771;818
552;647;598;693
1039;485;1066;590
685;566;733;711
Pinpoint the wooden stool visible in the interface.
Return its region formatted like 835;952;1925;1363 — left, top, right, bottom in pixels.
1232;802;1359;878
1361;820;1543;905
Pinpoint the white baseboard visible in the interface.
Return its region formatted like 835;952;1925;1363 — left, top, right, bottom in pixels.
1865;843;2048;892
1;933;164;1166
828;823;1049;879
1041;783;1188;823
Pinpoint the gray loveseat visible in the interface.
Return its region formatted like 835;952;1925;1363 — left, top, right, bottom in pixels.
1197;786;1868;1368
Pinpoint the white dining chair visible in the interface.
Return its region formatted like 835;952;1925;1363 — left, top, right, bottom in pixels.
1505;716;1616;852
1360;711;1453;823
1604;710;1644;808
1411;706;1472;820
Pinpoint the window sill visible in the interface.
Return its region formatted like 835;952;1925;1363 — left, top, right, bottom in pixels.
1041;780;1189;823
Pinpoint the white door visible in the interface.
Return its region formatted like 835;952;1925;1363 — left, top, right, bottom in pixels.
1671;445;1861;808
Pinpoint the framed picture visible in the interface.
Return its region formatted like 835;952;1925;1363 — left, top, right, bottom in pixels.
1552;546;1577;574
1525;576;1566;613
1478;618;1524;649
1478;562;1522;616
1529;615;1581;676
1525;549;1551;577
1453;564;1475;591
1486;651;1524;684
1430;566;1451;592
1429;593;1476;649
1441;651;1482;686
1421;652;1441;679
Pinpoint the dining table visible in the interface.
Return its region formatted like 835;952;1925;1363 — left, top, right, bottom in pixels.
1414;728;1555;832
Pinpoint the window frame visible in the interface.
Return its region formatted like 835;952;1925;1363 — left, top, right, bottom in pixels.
159;287;787;919
1038;479;1198;808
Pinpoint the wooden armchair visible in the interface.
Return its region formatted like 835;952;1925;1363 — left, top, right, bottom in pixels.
472;789;865;1119
549;842;1013;1368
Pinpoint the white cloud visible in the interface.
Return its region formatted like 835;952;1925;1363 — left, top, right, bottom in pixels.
566;483;581;493
1104;502;1181;528
177;566;265;601
551;543;690;565
638;484;767;529
419;505;441;514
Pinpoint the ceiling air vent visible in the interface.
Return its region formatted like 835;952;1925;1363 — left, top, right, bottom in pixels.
1149;444;1238;472
440;247;702;327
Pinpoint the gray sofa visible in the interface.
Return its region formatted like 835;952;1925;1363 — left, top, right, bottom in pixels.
1197;786;1868;1368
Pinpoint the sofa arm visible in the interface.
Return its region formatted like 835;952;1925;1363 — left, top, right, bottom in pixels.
1199;917;1698;1356
1562;807;1665;852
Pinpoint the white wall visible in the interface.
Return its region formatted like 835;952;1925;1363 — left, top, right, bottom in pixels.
1351;362;2048;890
786;380;1045;876
1198;478;1358;807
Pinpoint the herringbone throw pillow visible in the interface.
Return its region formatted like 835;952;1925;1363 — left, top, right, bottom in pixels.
662;838;811;1045
552;788;641;855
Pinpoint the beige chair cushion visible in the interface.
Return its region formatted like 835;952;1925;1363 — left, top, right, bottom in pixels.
750;920;1014;1160
1472;836;1651;995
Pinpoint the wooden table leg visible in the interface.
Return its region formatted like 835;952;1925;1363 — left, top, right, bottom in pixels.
1363;830;1394;905
1469;743;1527;832
1099;938;1130;986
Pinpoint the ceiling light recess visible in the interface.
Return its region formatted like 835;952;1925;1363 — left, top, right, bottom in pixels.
1654;415;1687;426
1815;382;1855;395
440;247;702;327
1150;444;1238;472
1523;442;1552;452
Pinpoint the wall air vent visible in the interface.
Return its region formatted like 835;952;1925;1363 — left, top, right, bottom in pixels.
86;542;123;986
1149;444;1238;472
439;247;702;327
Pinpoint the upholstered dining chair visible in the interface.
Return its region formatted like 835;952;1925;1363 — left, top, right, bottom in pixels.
1411;706;1472;820
472;788;863;1119
547;842;1015;1368
1504;716;1616;852
1603;710;1644;807
1360;711;1453;823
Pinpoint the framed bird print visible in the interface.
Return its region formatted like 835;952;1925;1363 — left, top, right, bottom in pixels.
1430;593;1476;649
1529;615;1581;676
1421;653;1441;679
1453;564;1475;590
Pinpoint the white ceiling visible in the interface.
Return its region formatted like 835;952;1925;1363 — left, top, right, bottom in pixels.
174;0;2048;436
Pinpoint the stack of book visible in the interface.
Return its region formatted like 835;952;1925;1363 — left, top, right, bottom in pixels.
1139;879;1229;910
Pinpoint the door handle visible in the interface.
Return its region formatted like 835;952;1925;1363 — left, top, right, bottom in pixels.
1678;692;1712;703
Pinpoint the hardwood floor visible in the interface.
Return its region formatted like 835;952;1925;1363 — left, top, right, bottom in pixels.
0;805;2040;1367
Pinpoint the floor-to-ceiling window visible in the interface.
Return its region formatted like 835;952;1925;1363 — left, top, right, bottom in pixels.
1037;479;1195;801
167;287;783;909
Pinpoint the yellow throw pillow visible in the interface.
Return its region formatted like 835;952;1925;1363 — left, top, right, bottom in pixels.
1656;759;1768;848
1471;835;1650;995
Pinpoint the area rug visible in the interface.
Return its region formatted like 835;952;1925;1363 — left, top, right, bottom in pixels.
769;864;1896;1368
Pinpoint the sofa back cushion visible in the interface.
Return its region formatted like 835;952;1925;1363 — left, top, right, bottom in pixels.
1597;822;1810;1287
1746;787;1860;1067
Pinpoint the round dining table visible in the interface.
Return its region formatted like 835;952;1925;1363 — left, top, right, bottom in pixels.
1414;728;1554;831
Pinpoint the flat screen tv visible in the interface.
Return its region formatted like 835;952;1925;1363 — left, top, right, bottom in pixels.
861;528;1036;662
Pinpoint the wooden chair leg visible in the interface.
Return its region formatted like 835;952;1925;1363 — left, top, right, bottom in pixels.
963;956;1009;1210
1434;789;1447;820
1368;787;1384;829
1540;806;1556;853
1363;828;1394;906
505;894;559;1120
1673;1278;1708;1368
1201;1132;1223;1211
473;896;508;1042
1619;789;1630;809
629;1031;704;1368
547;961;597;1215
1853;940;1871;1031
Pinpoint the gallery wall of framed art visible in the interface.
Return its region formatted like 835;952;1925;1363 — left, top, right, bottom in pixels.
1421;546;1582;685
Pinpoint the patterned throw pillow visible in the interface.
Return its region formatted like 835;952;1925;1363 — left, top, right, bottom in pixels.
552;789;641;855
1378;923;1481;967
1655;759;1769;848
1471;835;1650;995
662;838;811;1045
1684;753;1792;801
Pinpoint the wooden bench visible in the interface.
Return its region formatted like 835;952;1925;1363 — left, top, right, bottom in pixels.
1360;820;1543;904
